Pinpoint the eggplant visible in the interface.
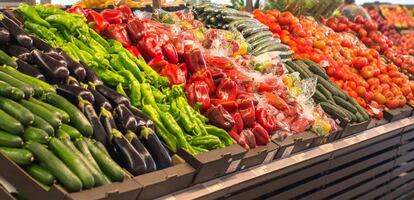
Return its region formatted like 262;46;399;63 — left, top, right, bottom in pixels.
31;36;53;52
15;34;33;50
56;49;87;82
2;10;23;26
6;45;31;61
112;129;147;176
0;15;26;37
113;104;138;132
140;127;172;169
0;28;10;44
99;107;116;145
82;62;102;85
96;84;131;108
126;131;157;173
31;50;69;83
66;76;80;87
88;85;112;111
130;107;155;131
56;84;94;104
16;59;45;81
45;51;66;65
79;98;108;147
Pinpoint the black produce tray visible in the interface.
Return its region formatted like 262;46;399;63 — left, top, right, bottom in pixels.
367;118;389;129
236;142;279;171
383;105;414;122
340;119;371;138
273;131;318;159
177;144;246;184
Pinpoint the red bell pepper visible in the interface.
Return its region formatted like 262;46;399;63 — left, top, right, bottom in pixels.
258;83;279;93
160;63;187;85
190;69;216;94
263;92;289;110
162;42;179;64
205;104;235;131
238;98;256;128
232;111;244;134
116;5;133;22
106;24;131;47
210;99;238;114
240;129;257;149
216;78;238;101
228;127;249;150
185;80;211;111
101;9;123;24
172;37;184;57
183;48;207;74
138;33;163;61
67;5;85;15
127;46;141;57
290;116;313;133
256;108;277;133
148;54;168;71
251;123;270;146
84;10;109;34
127;19;145;43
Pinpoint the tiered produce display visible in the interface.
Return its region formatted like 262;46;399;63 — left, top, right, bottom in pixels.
0;2;413;199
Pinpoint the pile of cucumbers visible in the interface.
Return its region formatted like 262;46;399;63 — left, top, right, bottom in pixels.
0;65;124;192
284;59;371;124
192;3;293;59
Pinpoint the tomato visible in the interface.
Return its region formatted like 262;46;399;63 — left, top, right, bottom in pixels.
367;77;380;87
360;80;370;88
355;16;365;24
365;91;374;102
388;70;401;78
410;81;414;91
348;90;358;98
401;86;411;96
397;95;407;107
313;40;326;49
334;80;344;88
279;12;294;25
370;85;382;93
392;77;404;86
383;90;394;99
345;81;357;90
361;66;375;79
373;92;386;104
326;66;336;76
358;28;368;37
386;98;400;109
356;86;366;97
378;74;390;83
352;57;369;69
380;83;390;92
356;97;367;108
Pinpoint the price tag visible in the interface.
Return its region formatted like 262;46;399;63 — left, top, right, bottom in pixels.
251;165;268;176
225;159;241;174
291;153;307;162
262;150;277;164
320;143;335;152
281;146;294;158
202;180;224;192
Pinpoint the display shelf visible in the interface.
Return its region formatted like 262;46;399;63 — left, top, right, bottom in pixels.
157;117;414;200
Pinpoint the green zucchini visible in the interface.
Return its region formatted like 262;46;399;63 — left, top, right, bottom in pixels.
316;75;347;99
28;97;70;124
338;105;357;122
74;138;100;173
313;90;327;103
0;109;24;135
20;100;62;129
0;80;24;101
9;87;25;101
0;66;45;98
94;141;110;157
32;114;54;136
348;98;370;121
222;15;250;22
316;84;333;101
0;147;33;166
245;31;273;43
0;130;23;148
27;141;83;192
250;36;279;48
294;60;314;77
356;112;365;123
254;45;291;56
23;127;50;144
241;26;269;38
0;49;17;67
0;96;34;126
26;164;56;186
0;71;33;98
49;138;95;189
333;96;358;114
320;102;350;121
305;60;330;80
42;93;93;137
221;8;252;17
60;124;82;140
85;138;124;182
56;128;71;139
285;61;310;78
251;40;280;55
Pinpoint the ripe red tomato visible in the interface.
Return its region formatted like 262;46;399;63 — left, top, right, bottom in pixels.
401;86;411;96
373;92;386;104
397;95;407;107
361;66;375;79
353;57;369;69
367;77;380;86
365;91;374;102
356;97;367;108
356;86;366;97
386;98;399;109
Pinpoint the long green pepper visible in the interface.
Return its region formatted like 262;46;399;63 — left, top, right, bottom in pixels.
18;4;50;27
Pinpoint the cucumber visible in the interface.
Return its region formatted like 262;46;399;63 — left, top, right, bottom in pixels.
336;104;357;122
252;40;280;55
0;109;24;135
94;141;110;157
356;112;365;123
316;84;333;101
20;100;62;129
320;102;350;121
27;141;83;192
0;66;46;98
74;138;100;173
316;75;347;99
0;130;23;148
0;96;34;126
85;138;124;182
246;31;273;43
285;64;295;73
285;61;310;78
250;36;279;48
0;80;24;101
294;60;314;77
0;147;33;165
221;8;252;17
29;97;70;124
60;124;82;140
32;114;54;136
0;71;33;98
241;26;269;38
333;96;358;114
222;15;250;22
254;44;292;56
305;60;330;80
61;138;110;186
43;93;93;137
313;90;327;103
56;128;71;139
229;19;257;28
49;137;95;189
235;21;265;31
349;98;370;121
23;127;50;144
26;164;56;186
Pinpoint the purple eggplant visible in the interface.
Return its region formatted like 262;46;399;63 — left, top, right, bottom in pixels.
66;76;80;87
45;51;66;65
79;98;108;147
82;62;102;85
126;131;157;173
6;45;30;61
140;127;172;169
31;36;53;52
15;34;33;50
99;107;116;145
2;10;23;26
129;107;155;131
31;50;69;83
0;27;10;44
88;85;112;112
0;15;26;37
112;129;147;176
96;84;131;108
56;84;94;104
57;49;86;82
16;59;45;81
113;104;138;132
